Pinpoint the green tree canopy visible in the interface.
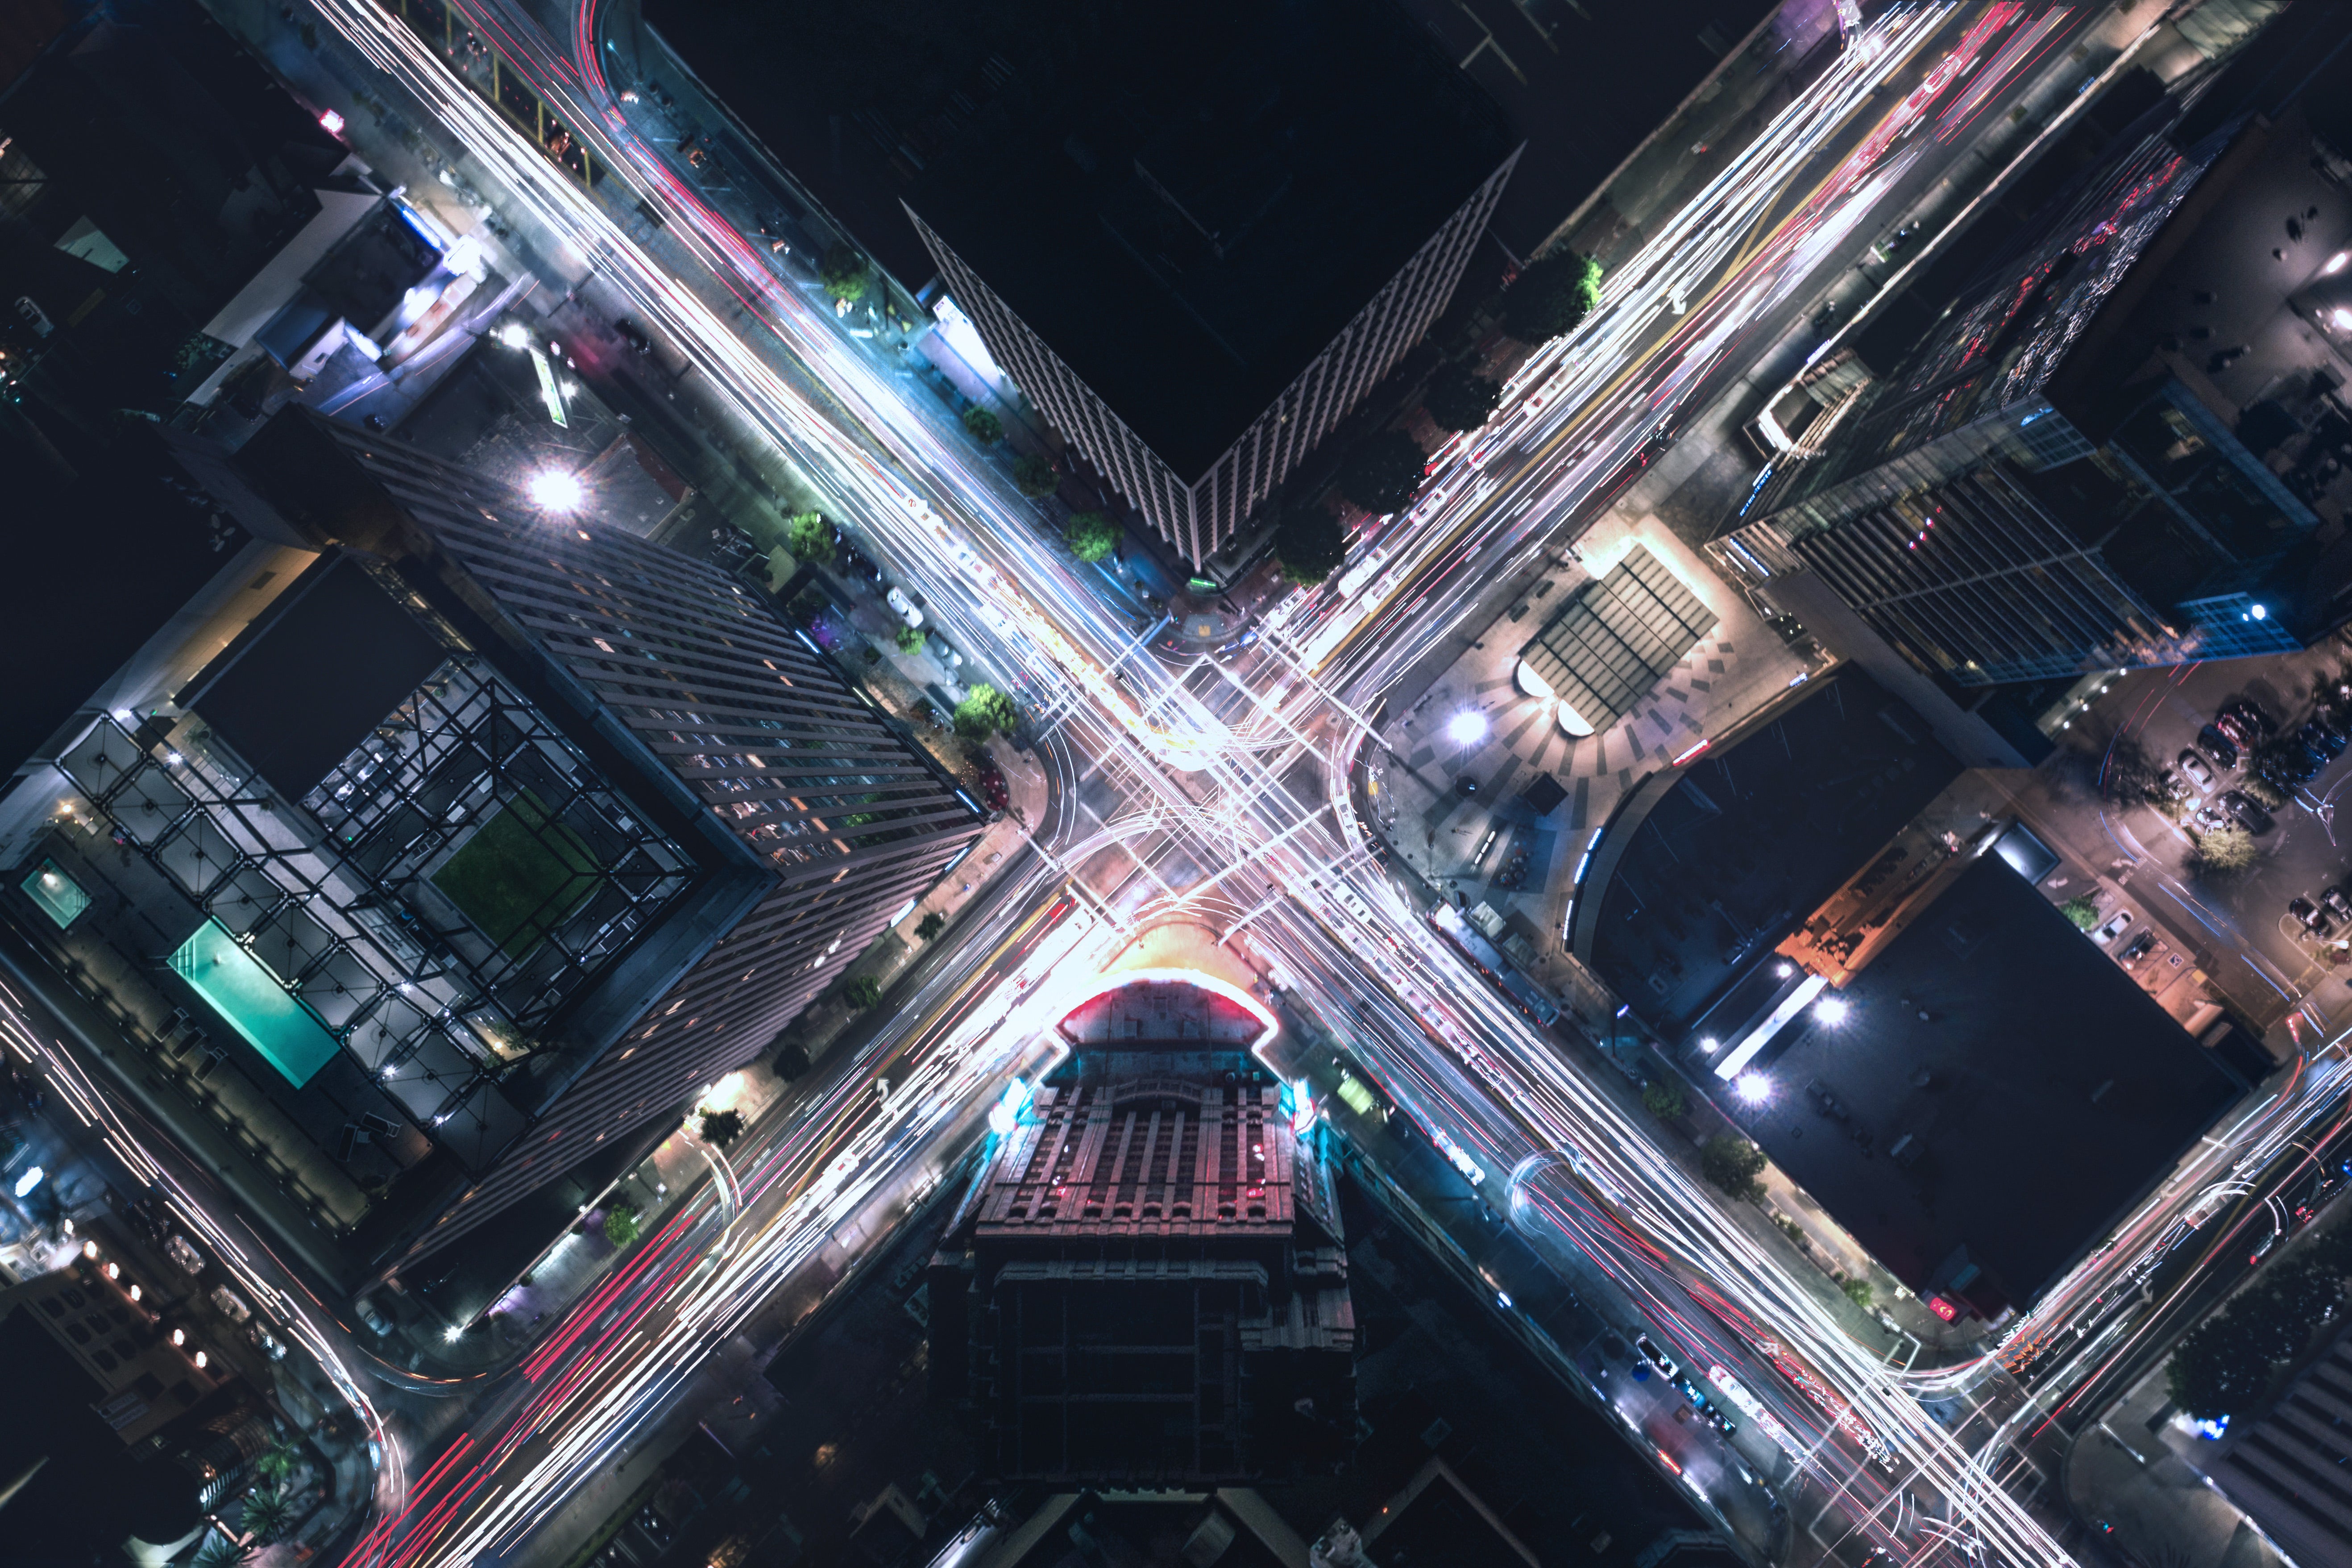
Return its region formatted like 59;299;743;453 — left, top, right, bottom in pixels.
698;1108;745;1149
962;405;1004;444
1335;431;1427;516
1064;510;1120;564
819;244;870;302
785;510;833;567
2194;824;2258;873
1503;251;1604;344
1699;1135;1767;1201
2169;1317;2283;1420
954;683;1020;742
842;975;883;1010
895;624;927;653
602;1202;641;1249
1012;452;1059;498
916;911;947;942
1424;362;1503;433
1274;505;1348;586
1642;1079;1687;1121
2058;896;2099;930
238;1484;296;1546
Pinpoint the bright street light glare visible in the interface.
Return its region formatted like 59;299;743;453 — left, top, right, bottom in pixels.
1813;996;1850;1026
1697;1036;1720;1054
1734;1073;1772;1105
12;1165;42;1198
497;321;531;349
527;470;587;511
1447;709;1489;746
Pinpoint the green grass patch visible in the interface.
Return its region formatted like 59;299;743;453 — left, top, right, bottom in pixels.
432;791;601;959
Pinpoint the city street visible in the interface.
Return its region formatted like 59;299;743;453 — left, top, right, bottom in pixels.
29;2;2299;1566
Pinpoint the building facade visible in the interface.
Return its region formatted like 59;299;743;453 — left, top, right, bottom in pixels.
894;0;1516;571
928;975;1355;1483
0;409;983;1292
908;153;1517;566
1717;105;2352;692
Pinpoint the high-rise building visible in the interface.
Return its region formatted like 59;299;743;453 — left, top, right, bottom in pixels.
1717;103;2352;697
1;410;983;1291
928;974;1355;1483
898;0;1517;568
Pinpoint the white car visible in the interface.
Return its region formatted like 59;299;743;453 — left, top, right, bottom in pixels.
2093;910;2133;946
885;585;925;630
2178;749;2215;791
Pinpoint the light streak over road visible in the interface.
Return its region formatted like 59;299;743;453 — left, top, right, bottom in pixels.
179;1;2265;1564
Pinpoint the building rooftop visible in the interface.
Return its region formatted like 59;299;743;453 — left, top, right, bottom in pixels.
1582;671;1963;1032
1519;545;1719;736
1738;851;2243;1310
893;0;1514;477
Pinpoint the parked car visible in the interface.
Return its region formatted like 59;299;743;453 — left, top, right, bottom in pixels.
2178;750;2216;790
2119;929;2157;965
2223;789;2274;833
2093;910;2133;945
2214;711;2258;751
2302;717;2348;759
885;585;926;629
2290;896;2321;929
2194;803;2228;831
1635;1334;1680;1381
2323;886;2352;922
2259;741;2324;788
2198;725;2241;770
2225;697;2277;738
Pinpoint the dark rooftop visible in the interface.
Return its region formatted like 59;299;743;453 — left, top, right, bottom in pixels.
896;0;1516;476
1737;853;2243;1309
1585;671;1964;1032
177;552;448;804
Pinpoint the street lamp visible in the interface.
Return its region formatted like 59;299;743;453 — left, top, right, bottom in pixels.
1813;996;1850;1026
496;322;531;349
1448;709;1489;747
527;469;586;511
1735;1072;1772;1105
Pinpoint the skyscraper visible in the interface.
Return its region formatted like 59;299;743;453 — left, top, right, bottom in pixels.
239;412;991;1262
899;0;1517;568
928;974;1356;1483
3;410;983;1289
1717;104;2352;695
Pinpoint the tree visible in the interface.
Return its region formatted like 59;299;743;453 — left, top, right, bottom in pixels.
1274;505;1348;586
698;1108;744;1149
193;1530;256;1568
1842;1277;1874;1311
238;1483;297;1545
842;975;883;1011
1502;250;1604;344
961;405;1004;444
2169;1316;2281;1420
1064;510;1120;564
819;244;870;302
1012;452;1059;498
785;510;833;567
2194;824;2258;873
253;1439;302;1485
1335;431;1427;516
916;911;946;942
2242;772;2288;811
1424;362;1503;433
954;683;1019;742
2058;896;2099;930
1642;1079;1687;1121
602;1201;641;1250
2101;733;2164;806
895;624;926;654
1699;1135;1767;1202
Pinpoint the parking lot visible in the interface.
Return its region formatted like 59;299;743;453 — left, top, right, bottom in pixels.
2050;635;2352;1041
